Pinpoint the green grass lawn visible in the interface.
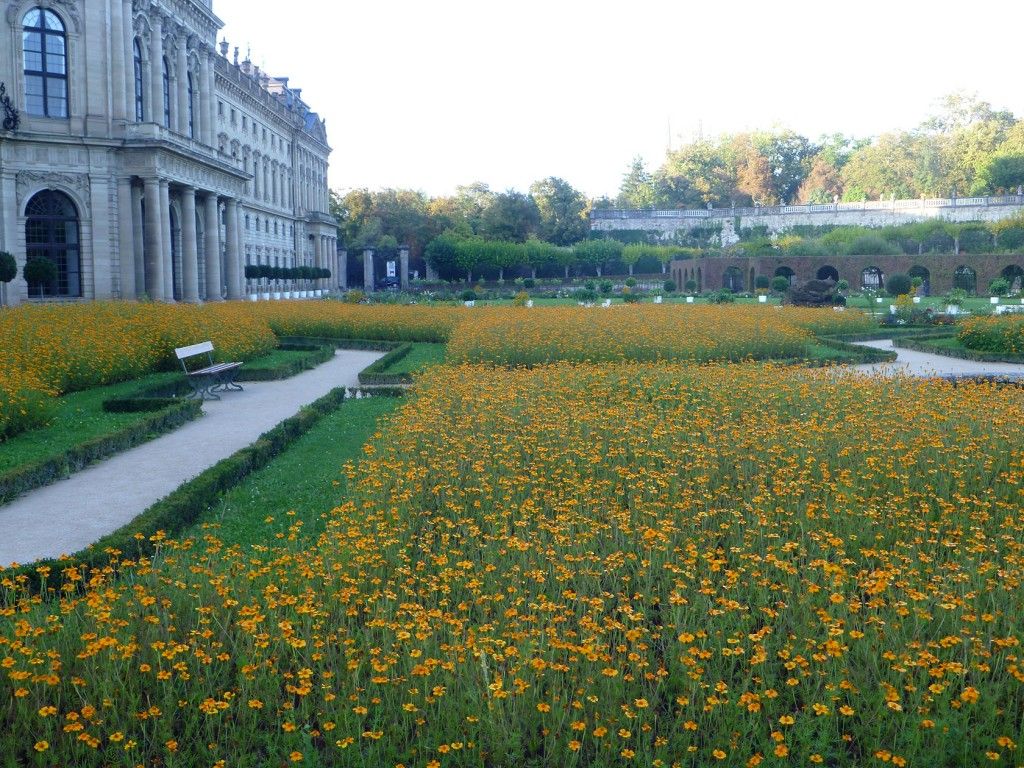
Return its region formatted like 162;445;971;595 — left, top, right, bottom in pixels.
379;342;447;375
907;333;1024;362
184;396;403;547
240;347;319;372
0;372;180;475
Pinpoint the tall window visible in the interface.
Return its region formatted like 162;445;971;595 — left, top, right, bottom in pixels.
22;8;68;118
25;191;81;297
187;71;195;137
133;39;144;121
162;56;170;127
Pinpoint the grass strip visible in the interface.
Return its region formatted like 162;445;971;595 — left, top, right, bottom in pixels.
3;387;405;595
185;396;402;547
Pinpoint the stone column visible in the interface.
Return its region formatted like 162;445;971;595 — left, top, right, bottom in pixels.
160;180;174;300
117;178;136;298
399;246;410;291
252;155;260;198
235;203;246;298
363;248;374;292
143;178;165;300
149;15;164;127
176;40;189;136
338;246;347;290
224;199;242;299
180;187;199;302
203;194;221;300
131;185;145;292
110;0;128;123
263;163;270;203
204;52;216;145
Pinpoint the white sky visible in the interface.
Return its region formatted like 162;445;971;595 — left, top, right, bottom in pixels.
215;0;1024;200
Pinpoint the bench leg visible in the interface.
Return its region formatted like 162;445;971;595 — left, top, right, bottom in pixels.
187;375;220;401
211;369;244;394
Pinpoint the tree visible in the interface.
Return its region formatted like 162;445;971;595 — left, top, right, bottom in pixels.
23;256;57;299
976;154;1024;193
478;190;539;243
0;251;16;307
574;239;622;277
618;157;658;209
530;177;589;246
424;232;462;281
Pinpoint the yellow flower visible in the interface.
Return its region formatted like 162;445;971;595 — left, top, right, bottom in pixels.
713;749;727;759
34;741;49;752
289;752;303;762
774;744;789;758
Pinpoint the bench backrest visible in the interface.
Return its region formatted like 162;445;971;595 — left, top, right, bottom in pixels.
176;341;215;360
175;341;216;375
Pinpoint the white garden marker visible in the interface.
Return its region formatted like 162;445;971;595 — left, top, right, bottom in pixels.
686;296;695;304
758;295;767;303
654;296;663;304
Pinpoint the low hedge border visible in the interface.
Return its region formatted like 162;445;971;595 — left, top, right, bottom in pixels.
0;399;202;506
347;385;409;398
238;343;335;381
812;336;899;365
894;336;1024;364
358;343;415;385
4;384;409;596
278;336;404;353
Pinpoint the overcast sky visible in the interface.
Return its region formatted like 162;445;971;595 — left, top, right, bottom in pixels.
215;0;1024;200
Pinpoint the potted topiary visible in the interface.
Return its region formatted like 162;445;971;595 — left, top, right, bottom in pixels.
320;267;332;297
989;277;1010;307
944;288;967;316
282;267;294;299
23;255;57;300
0;251;16;306
256;265;270;301
244;264;260;301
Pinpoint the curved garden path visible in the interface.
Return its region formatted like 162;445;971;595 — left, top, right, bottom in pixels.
0;349;382;567
853;339;1024;377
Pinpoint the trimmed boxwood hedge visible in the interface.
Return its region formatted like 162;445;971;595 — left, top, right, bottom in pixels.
894;335;1024;364
358;343;415;385
0;399;202;505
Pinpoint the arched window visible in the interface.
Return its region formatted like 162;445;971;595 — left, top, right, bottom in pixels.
22;8;68;118
162;56;170;128
25;190;81;298
133;39;144;121
187;71;195;137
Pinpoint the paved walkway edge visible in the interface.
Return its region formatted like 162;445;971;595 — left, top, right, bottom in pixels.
0;349;382;567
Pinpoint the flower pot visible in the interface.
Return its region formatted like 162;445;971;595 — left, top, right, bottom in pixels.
299;290;308;298
464;300;475;307
990;296;1000;305
284;291;292;299
260;292;270;301
686;296;694;304
272;292;281;300
912;296;921;304
758;295;767;304
946;305;960;315
248;294;258;302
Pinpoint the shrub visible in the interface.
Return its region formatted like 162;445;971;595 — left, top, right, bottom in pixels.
577;289;598;303
342;290;365;304
584;280;596;291
836;279;850;292
771;276;791;293
523;278;536;289
754;275;771;290
663;279;676;293
885;273;913;297
461;289;478;302
624;277;637;288
710;289;736;304
845;234;901;256
988;277;1011;296
0;251;16;284
599;279;613;295
512;291;530;307
685;279;698;292
944;288;968;307
23;256;57;296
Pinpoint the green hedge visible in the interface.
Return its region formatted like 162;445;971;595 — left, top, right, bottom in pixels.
812;336;899;364
238;344;335;381
277;336;404;353
894;336;1024;364
358;343;415;385
0;399;202;506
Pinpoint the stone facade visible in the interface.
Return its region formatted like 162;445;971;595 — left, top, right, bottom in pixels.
0;0;342;305
670;253;1024;297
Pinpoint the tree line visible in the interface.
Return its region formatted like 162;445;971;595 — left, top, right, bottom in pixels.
610;93;1024;210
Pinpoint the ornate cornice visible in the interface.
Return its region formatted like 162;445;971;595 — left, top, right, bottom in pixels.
16;171;91;213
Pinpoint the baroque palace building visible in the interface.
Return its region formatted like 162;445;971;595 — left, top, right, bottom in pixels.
0;0;341;305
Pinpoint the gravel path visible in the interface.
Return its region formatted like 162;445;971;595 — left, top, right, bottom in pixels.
853;339;1024;377
0;349;382;567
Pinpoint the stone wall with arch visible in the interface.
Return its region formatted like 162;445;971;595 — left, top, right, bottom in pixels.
671;253;1024;296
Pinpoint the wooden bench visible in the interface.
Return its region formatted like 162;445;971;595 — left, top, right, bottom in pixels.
175;341;244;401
